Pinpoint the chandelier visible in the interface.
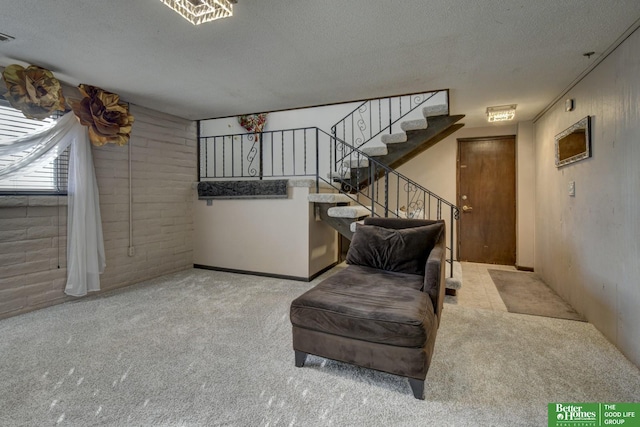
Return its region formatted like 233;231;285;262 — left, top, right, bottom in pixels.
486;104;517;122
160;0;234;25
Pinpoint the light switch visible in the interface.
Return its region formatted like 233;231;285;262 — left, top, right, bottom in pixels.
568;181;575;197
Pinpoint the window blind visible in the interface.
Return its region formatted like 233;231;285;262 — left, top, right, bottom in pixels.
0;102;69;195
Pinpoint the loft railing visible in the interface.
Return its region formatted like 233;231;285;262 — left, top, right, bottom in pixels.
199;128;321;180
330;89;449;150
198;126;459;276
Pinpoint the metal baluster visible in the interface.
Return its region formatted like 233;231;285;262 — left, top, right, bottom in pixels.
304;130;308;176
316;128;320;193
388;97;392;135
330;133;334;184
203;137;208;179
349;115;352;147
222;136;226;177
271;131;277;177
233;135;237;177
370;163;375;216
384;170;389;217
395;177;399;217
369;101;373;140
240;134;245;177
379;99;383;135
280;131;284;176
450;207;454;277
257;133;264;177
406;182;410;216
293;130;296;176
215;136;219;178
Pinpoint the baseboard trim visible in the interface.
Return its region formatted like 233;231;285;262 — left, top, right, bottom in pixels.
516;265;534;272
193;262;338;282
308;262;339;281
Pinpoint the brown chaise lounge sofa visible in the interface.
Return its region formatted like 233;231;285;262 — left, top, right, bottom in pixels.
290;218;446;399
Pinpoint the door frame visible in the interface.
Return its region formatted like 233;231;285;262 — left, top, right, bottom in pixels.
456;134;516;263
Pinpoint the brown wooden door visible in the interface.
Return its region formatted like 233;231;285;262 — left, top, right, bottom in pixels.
457;136;516;265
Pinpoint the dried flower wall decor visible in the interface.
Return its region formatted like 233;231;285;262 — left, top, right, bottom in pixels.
70;84;134;146
238;113;268;134
1;64;66;120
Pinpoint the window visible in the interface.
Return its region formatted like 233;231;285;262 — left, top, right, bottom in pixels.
0;102;69;195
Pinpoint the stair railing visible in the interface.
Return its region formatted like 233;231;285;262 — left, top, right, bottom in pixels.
324;129;459;275
330;89;448;151
198;126;459;276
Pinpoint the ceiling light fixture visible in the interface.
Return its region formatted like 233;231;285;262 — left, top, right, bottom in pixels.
486;104;517;122
160;0;234;25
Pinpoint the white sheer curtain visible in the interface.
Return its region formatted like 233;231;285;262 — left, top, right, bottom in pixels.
0;112;75;179
0;112;106;296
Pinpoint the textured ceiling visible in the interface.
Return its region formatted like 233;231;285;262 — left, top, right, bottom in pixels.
1;1;640;126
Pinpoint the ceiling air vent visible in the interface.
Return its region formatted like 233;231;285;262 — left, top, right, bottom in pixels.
0;32;15;43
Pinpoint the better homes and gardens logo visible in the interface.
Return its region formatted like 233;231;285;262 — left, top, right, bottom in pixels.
552;403;597;425
549;403;639;427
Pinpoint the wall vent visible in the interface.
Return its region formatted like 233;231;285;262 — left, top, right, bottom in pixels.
0;32;15;43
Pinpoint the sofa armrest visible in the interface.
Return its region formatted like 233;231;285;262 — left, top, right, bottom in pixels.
424;231;446;326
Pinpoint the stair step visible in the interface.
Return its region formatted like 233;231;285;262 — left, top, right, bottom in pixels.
308;193;352;204
328;171;348;179
381;132;408;145
361;146;388;157
327;205;371;219
422;104;448;117
401;118;428;131
348;158;369;168
350;219;365;233
445;261;463;290
290;179;334;190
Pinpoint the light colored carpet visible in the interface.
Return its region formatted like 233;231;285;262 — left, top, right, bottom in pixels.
488;269;586;321
1;268;639;426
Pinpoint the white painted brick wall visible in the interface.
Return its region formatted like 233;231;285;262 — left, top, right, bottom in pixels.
0;202;67;316
0;104;196;318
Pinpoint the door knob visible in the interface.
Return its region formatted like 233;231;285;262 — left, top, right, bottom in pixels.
462;205;473;212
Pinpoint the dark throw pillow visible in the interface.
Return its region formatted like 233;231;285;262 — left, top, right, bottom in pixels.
346;223;442;275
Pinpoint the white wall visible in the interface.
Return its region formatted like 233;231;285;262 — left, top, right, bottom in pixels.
193;185;337;279
516;121;536;268
200;102;360;137
200;90;448;139
534;28;640;367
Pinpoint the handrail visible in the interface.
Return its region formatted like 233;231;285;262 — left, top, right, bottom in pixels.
199;126;459;277
330;90;447;150
316;129;458;212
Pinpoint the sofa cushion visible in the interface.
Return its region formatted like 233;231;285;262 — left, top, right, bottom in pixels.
290;265;435;348
346;223;442;275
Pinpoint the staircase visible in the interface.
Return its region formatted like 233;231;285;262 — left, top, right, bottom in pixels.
197;89;464;292
332;105;464;193
309;97;464;292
